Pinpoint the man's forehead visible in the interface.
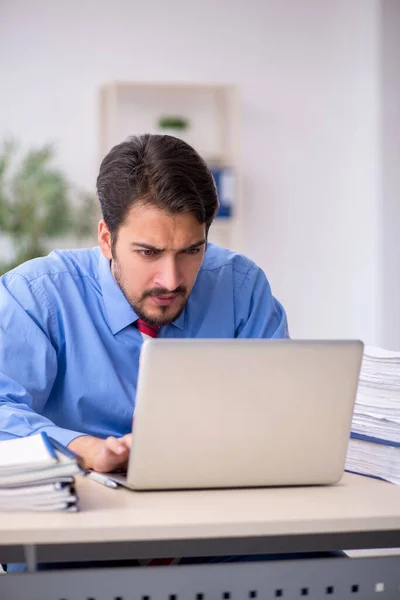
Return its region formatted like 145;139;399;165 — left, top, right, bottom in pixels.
121;204;206;249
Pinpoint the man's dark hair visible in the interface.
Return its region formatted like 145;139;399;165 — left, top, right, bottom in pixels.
96;134;219;246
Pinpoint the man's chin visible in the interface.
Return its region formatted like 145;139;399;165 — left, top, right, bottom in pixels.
141;312;181;327
137;301;186;327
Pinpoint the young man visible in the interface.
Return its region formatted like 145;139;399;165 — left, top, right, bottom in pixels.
0;134;289;472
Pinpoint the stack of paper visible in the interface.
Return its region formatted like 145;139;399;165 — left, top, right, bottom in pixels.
0;433;84;511
345;346;400;484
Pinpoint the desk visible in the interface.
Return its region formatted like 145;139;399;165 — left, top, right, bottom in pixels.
1;473;400;599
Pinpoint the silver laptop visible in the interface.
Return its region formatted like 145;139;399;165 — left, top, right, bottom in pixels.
113;339;363;490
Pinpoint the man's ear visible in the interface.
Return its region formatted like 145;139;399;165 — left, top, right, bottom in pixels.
98;220;113;260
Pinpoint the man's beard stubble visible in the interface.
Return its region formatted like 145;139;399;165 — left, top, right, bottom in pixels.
112;259;188;327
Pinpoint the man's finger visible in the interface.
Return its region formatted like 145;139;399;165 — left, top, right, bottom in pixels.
105;436;129;455
120;433;132;448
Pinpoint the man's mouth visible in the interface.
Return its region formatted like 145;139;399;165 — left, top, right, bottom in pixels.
150;294;178;307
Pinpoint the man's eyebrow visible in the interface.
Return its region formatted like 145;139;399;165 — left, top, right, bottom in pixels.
183;240;206;251
130;240;206;252
130;242;163;252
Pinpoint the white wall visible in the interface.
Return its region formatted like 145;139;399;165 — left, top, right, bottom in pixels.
381;0;400;350
0;0;391;345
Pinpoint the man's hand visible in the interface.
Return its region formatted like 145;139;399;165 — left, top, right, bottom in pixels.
68;434;132;472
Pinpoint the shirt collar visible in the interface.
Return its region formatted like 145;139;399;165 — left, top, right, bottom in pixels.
173;307;186;330
98;252;185;335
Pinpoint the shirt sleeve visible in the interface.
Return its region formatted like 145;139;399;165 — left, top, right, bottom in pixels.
235;264;289;339
0;274;84;446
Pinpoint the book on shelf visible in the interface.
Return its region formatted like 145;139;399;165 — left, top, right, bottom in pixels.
209;165;234;218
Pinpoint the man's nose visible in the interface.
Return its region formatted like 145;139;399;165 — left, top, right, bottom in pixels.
155;259;183;292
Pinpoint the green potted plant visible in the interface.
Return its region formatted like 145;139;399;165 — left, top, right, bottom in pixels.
0;140;96;275
157;115;190;139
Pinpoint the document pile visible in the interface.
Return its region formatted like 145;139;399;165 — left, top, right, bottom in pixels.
346;346;400;484
0;433;84;511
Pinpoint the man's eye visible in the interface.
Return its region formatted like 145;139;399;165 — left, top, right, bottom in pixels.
185;248;200;255
138;250;156;257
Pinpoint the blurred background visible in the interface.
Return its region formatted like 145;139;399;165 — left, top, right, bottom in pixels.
0;0;399;348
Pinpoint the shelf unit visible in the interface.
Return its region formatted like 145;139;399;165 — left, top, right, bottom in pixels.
98;82;242;251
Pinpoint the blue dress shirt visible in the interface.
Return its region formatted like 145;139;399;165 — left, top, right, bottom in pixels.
0;244;289;445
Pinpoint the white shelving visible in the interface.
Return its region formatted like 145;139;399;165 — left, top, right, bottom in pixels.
99;82;241;251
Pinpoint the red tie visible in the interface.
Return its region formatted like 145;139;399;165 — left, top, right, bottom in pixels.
136;319;159;338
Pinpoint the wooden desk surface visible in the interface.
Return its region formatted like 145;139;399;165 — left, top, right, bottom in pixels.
0;473;400;547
